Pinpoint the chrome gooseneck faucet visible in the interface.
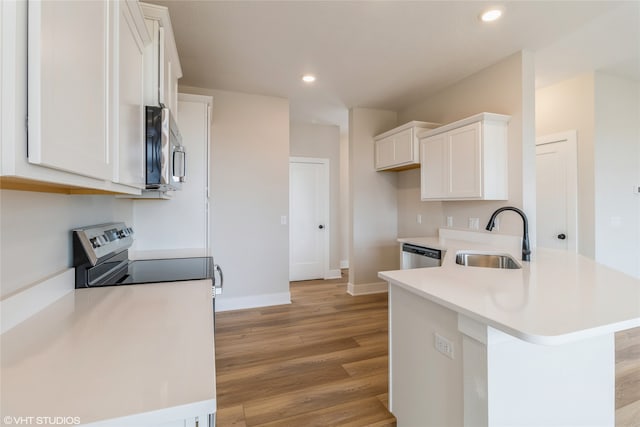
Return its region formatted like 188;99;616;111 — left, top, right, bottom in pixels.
486;206;531;262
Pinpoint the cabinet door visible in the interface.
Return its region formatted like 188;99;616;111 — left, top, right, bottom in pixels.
392;128;414;165
115;1;145;188
143;19;161;106
448;122;482;198
28;0;111;180
375;135;395;170
420;134;447;199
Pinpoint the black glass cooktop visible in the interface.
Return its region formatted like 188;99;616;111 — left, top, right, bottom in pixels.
108;257;214;286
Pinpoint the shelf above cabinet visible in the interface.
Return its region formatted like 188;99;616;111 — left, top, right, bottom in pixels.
374;121;440;171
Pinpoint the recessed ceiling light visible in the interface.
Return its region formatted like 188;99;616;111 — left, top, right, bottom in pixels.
480;9;502;22
302;74;316;83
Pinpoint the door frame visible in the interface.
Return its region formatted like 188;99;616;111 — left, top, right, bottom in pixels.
289;157;330;280
535;130;578;253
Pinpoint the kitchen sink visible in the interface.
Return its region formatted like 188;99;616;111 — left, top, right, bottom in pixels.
455;251;521;269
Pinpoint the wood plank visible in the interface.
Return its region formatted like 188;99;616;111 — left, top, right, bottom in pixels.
343;355;389;378
616;327;640;412
250;397;395;427
242;373;389;425
216;404;247;427
616;399;640;427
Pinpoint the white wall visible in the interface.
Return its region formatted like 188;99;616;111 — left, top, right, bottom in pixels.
348;108;398;294
397;169;442;237
536;73;596;258
397;51;535;241
594;73;640;278
132;95;211;257
0;190;133;297
180;86;291;311
536;72;640;278
339;130;349;268
290;122;341;274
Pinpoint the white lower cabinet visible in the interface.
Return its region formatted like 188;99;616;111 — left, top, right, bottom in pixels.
152;414;213;427
374;121;439;171
419;112;510;201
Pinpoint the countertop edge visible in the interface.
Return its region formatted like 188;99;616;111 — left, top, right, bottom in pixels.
380;271;640;346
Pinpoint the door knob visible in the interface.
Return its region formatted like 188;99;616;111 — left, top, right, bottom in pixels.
318;225;324;229
557;233;566;240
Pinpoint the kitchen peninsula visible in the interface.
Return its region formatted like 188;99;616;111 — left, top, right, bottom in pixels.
379;229;640;427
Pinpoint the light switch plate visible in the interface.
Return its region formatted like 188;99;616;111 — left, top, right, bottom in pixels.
434;332;454;359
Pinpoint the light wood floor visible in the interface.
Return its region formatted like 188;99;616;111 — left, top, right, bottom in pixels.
214;271;396;426
616;327;640;426
215;271;639;426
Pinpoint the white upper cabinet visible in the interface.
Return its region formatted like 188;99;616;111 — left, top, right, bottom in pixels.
374;121;440;171
28;0;111;180
419;113;510;201
113;1;151;189
140;2;182;115
1;0;151;195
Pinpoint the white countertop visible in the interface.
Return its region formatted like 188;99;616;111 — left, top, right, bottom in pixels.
1;280;216;426
381;234;640;345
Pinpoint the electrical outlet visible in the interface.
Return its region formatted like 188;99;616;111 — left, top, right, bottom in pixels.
434;333;454;359
446;216;453;227
417;214;422;224
468;217;479;230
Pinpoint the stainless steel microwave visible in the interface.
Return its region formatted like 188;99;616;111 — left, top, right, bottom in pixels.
145;106;186;191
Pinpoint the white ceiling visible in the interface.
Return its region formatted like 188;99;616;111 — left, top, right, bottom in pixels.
153;0;640;129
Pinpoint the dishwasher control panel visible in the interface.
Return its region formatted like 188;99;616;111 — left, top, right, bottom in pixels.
401;243;442;269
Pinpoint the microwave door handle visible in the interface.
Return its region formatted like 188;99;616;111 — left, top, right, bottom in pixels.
173;148;186;181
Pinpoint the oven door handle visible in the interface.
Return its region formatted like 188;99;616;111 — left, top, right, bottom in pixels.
213;264;224;294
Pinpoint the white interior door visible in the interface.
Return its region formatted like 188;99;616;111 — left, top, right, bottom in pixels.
289;158;329;281
536;131;578;251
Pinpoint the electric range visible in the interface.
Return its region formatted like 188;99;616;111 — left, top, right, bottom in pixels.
72;222;222;292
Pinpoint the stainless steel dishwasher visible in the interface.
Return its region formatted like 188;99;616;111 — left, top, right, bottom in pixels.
400;243;442;269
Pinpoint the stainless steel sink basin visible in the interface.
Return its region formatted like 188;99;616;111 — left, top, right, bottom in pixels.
455;251;521;269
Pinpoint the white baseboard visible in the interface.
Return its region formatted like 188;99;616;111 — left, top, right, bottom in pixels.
340;260;349;269
215;292;291;312
1;268;75;334
347;281;388;296
324;269;342;280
